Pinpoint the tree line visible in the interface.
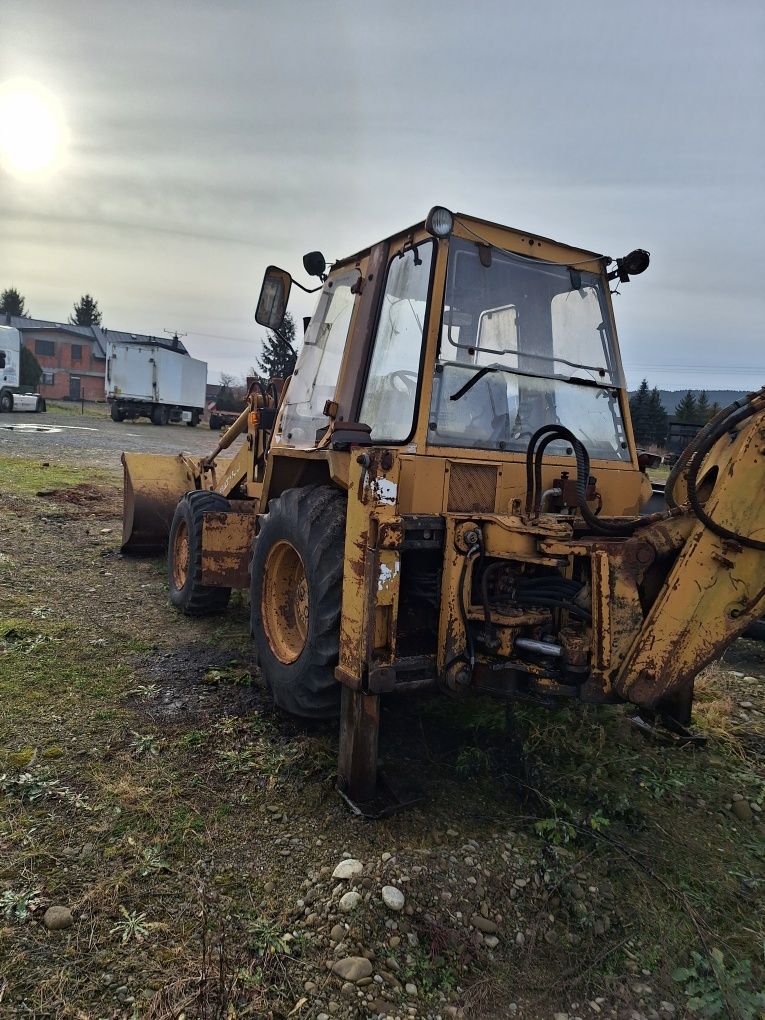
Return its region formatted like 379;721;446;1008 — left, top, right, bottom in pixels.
1;287;103;326
629;380;722;447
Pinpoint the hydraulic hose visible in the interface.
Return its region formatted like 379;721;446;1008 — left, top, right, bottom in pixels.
664;395;753;509
685;390;765;551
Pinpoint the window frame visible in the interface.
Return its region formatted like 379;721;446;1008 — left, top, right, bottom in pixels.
356;239;437;446
35;339;55;357
71;344;83;361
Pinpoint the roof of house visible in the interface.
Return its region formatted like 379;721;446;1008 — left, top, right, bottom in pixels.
4;315;189;358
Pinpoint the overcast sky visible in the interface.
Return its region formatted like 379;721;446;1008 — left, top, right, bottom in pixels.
1;0;762;389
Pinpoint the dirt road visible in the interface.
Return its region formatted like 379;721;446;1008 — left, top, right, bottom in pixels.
0;407;243;471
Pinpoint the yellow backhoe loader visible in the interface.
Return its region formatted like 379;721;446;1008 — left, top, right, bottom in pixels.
122;206;765;815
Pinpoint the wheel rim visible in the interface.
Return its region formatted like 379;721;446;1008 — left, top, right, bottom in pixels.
262;540;309;664
172;519;190;590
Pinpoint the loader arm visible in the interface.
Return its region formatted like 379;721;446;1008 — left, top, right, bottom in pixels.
616;390;765;711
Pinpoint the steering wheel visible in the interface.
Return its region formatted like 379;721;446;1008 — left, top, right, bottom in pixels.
388;370;418;396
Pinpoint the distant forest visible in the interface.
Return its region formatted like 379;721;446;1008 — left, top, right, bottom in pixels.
627;383;747;447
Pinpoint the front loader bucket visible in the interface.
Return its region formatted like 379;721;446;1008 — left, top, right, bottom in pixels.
121;452;198;555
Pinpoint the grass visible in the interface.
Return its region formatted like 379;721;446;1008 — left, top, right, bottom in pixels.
0;455;119;496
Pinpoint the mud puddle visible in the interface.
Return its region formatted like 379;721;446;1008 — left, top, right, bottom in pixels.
128;643;267;724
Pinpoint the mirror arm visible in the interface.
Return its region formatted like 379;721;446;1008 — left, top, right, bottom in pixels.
292;280;324;294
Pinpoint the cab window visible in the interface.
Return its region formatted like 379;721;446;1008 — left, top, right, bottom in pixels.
359;242;433;442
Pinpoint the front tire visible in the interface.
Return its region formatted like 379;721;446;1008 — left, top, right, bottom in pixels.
250;485;345;719
0;392;13;413
168;491;232;615
151;404;169;426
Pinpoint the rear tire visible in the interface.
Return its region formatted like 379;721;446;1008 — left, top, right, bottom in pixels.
151;404;169;426
110;402;126;422
186;411;200;427
250;485;345;719
168;491;232;615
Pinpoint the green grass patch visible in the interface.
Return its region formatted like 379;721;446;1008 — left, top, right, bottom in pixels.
0;455;119;496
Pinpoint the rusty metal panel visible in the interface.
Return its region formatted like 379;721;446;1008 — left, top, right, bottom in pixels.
590;551;611;672
200;511;257;589
447;462;498;512
336;450;401;690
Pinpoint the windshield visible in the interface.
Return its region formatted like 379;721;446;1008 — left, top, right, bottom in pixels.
428;237;629;460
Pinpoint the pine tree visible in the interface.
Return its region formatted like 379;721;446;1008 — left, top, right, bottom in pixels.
648;387;669;445
629;379;652;445
0;287;28;317
675;391;699;423
20;346;42;388
696;390;710;420
69;294;102;326
707;401;721;422
256;311;297;381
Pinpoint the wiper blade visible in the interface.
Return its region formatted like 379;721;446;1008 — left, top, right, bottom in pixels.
449;363;610;402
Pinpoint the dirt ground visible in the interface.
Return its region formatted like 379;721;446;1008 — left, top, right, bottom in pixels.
0;405;244;470
0;446;763;1020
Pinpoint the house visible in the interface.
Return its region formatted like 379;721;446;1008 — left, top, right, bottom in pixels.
4;315;188;401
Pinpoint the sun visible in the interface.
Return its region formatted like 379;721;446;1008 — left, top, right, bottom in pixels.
0;80;66;178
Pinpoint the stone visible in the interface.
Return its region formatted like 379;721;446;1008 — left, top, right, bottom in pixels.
732;800;753;822
332;954;375;979
405;982;418;996
338;891;362;913
332;956;374;982
43;905;73;931
485;935;499;948
470;914;498;934
333;858;364;880
330;923;346;942
382;886;405;911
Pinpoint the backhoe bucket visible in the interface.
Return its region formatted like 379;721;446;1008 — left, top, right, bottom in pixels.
121;452;198;555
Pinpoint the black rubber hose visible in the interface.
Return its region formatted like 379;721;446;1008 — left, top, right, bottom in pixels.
686;397;765;551
525;424;567;514
665;395;753;509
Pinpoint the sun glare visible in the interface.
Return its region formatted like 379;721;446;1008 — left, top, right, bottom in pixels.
0;80;66;178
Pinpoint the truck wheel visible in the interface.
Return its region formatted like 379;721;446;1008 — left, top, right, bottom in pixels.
110;403;126;422
0;392;12;413
186;411;200;427
35;398;46;413
250;485;345;719
151;404;169;426
168;491;232;615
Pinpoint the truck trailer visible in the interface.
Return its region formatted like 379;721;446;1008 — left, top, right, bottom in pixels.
0;325;45;414
106;340;206;426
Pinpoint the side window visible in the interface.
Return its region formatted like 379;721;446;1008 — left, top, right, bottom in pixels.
359;242;433;441
277;271;357;446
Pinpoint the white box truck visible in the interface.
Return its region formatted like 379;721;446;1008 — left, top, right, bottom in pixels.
106;341;207;426
0;324;46;413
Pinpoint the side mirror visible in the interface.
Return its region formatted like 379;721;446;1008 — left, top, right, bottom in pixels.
255;266;293;330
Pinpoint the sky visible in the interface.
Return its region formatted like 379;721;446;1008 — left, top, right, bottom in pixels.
1;0;763;389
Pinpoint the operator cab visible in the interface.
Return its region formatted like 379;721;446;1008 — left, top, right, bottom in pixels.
256;207;645;468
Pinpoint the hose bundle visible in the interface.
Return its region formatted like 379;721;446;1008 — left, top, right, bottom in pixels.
679;388;765;551
524;424;645;535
